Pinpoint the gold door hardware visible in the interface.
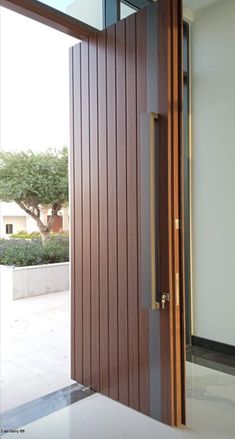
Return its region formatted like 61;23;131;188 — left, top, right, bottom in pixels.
149;112;159;310
175;273;180;306
161;293;169;310
175;219;180;230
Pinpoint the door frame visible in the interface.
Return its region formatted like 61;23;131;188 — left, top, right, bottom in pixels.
158;0;185;425
0;0;185;427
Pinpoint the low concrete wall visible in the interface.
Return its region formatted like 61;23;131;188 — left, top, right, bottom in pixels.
0;262;69;300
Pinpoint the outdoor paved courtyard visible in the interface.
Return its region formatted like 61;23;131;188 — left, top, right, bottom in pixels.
0;290;74;412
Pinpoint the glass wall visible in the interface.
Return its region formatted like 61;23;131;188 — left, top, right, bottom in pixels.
183;0;235;435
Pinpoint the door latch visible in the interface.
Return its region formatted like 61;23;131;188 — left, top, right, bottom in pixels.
161;293;169;309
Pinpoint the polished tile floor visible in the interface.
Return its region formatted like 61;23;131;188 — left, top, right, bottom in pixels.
0;290;74;412
1;290;234;437
2;362;235;439
186;362;235;438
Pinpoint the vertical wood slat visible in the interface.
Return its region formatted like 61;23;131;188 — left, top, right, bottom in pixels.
172;0;184;425
97;30;109;395
71;0;183;425
70;46;75;380
158;0;173;424
89;34;100;391
136;8;149;415
116;19;129;406
126;14;139;411
71;7;151;415
158;0;183;426
71;44;83;383
107;25;119;400
81;40;91;387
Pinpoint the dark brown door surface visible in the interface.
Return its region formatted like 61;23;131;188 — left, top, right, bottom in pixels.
70;0;183;426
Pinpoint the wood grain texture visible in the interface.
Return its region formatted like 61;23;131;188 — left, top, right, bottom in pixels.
71;11;148;411
81;40;91;387
172;0;184;426
97;30;109;395
158;0;184;426
126;14;139;412
69;47;75;380
116;19;129;407
136;8;149;416
70;0;184;425
89;34;100;391
107;24;119;400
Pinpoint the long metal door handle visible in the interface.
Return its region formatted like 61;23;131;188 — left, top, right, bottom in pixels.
149;112;160;310
139;112;160;310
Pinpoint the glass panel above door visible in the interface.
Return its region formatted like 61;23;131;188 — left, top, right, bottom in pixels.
120;1;137;19
36;0;104;30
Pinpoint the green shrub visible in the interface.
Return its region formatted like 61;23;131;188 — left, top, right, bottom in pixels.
41;236;69;264
10;231;41;239
0;239;43;266
0;236;69;267
10;230;69;239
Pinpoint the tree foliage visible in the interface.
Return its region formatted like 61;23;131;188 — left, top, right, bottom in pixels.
0;147;68;240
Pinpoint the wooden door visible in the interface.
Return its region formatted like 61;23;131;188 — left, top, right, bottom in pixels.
70;0;184;426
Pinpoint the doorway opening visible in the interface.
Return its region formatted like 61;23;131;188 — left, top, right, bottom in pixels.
0;6;79;419
183;0;235;436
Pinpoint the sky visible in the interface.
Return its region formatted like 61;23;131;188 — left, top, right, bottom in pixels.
0;6;79;153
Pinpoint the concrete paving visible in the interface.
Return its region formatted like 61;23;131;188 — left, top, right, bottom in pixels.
0;290;74;412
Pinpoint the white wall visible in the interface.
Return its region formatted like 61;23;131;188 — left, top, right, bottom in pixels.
1;202;25;216
3;216;26;236
191;0;235;345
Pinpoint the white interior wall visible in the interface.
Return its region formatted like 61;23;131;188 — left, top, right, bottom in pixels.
191;0;235;345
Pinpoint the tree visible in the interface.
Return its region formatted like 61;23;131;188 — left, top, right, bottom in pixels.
0;147;68;241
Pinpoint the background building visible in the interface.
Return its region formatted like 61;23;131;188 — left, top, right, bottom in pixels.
0;202;69;238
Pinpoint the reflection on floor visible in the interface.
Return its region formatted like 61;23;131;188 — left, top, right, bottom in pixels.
186;362;235;438
0;290;74;412
187;345;235;376
2;362;235;439
0;384;94;432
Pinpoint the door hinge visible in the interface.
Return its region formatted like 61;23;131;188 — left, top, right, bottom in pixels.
175;273;180;306
175;219;180;230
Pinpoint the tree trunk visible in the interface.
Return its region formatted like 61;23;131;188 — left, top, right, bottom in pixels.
16;201;62;241
40;229;50;242
33;218;50;242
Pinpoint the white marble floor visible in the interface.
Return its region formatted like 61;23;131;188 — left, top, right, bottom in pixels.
186;362;235;438
0;290;74;412
2;362;235;439
2;374;235;439
1;290;235;437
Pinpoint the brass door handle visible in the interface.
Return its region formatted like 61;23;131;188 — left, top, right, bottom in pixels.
149;113;159;310
140;112;169;311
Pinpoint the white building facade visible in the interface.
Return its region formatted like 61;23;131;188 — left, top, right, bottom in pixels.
0;201;69;238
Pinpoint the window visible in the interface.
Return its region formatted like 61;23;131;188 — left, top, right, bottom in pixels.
6;224;13;234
